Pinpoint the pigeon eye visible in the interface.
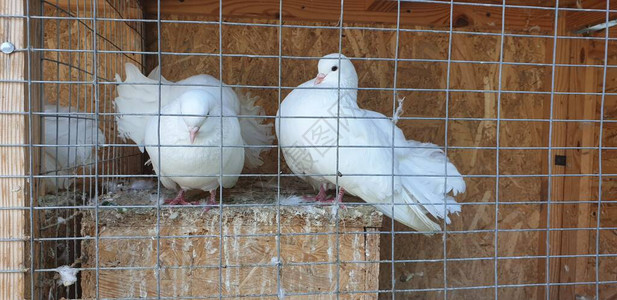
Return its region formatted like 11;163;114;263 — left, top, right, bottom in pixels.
331;66;338;72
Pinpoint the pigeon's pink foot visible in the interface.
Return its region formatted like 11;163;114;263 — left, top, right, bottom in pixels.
203;189;218;213
303;184;328;202
306;186;346;209
321;187;347;209
164;190;193;205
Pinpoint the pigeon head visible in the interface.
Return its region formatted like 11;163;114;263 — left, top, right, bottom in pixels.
314;53;358;88
178;90;214;144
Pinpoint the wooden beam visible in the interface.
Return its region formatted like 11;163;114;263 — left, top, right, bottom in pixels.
0;1;32;299
540;16;603;300
365;0;397;12
143;0;555;32
51;0;143;19
564;0;617;33
538;18;569;300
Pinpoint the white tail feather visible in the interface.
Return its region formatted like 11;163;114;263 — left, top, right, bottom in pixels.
114;63;178;152
374;192;441;233
397;140;465;224
43;105;105;193
147;65;173;84
237;91;274;169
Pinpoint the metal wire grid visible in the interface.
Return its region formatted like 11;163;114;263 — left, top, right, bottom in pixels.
0;0;615;299
31;0;144;299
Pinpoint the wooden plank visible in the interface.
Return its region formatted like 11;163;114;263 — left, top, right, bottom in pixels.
562;0;617;33
541;16;604;300
555;39;599;300
52;0;143;19
364;228;380;300
537;19;569;300
564;7;617;34
364;0;397;12
0;1;29;299
143;0;555;32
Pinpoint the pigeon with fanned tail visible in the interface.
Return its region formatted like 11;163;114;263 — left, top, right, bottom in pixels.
276;53;466;232
42;105;105;193
114;63;273;207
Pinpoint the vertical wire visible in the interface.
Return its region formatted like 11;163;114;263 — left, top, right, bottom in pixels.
595;0;610;298
217;0;224;298
275;0;283;297
155;0;163;297
65;1;74;298
99;0;107;203
53;2;61;276
76;0;83;209
494;0;507;298
545;1;560;299
442;0;455;298
87;0;95;217
109;0;117;199
26;0;37;299
37;1;46;297
390;0;402;299
335;0;345;299
91;0;101;298
54;0;60;198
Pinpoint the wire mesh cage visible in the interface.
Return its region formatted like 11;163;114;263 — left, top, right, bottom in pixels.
2;0;617;299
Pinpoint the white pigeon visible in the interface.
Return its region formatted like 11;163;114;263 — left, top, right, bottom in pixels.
276;53;466;232
114;63;273;206
42;105;105;193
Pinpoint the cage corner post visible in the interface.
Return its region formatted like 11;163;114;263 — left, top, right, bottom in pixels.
0;0;42;299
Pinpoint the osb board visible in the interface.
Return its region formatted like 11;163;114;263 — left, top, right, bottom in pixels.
42;0;144;184
79;183;382;299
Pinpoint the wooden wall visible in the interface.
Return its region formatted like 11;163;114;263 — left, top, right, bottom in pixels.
139;10;617;299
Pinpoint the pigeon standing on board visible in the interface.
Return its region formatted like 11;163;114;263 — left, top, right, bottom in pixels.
114;63;273;207
276;53;465;232
42;105;105;193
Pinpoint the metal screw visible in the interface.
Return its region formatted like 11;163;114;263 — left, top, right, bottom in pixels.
1;42;15;54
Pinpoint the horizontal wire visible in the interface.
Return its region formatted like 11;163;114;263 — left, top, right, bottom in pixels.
12;226;617;243
3;78;617;97
23;249;617;273
18;49;617;68
4;173;617;180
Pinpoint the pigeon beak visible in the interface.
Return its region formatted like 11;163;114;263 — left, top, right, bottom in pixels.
314;73;326;85
189;127;199;144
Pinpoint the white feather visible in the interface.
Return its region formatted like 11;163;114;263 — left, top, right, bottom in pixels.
114;63;273;167
143;90;245;192
42;105;105;193
237;91;274;168
276;53;465;232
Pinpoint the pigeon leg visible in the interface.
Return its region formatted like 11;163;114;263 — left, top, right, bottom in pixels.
164;190;192;205
319;187;347;209
303;184;328;202
203;189;218;213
